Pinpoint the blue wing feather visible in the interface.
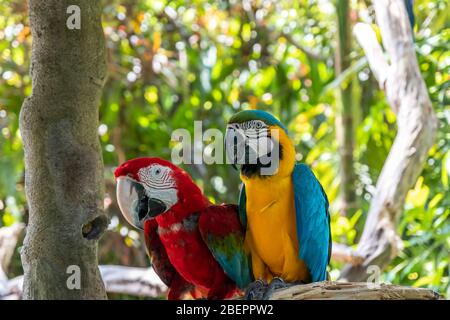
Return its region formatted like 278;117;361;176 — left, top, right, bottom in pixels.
292;163;331;282
207;240;252;289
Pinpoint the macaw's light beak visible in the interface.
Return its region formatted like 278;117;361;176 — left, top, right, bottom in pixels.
225;125;275;169
116;176;167;230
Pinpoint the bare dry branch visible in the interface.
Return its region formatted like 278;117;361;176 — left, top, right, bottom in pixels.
281;32;327;61
0;224;25;280
340;0;438;281
331;243;364;265
100;265;167;298
353;23;390;91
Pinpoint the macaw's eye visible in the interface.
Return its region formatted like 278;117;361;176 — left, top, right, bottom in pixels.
149;166;162;177
256;121;263;129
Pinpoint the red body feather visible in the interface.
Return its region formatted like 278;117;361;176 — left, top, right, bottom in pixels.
115;158;238;299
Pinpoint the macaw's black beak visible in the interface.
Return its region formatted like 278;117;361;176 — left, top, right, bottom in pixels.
225;127;241;171
147;198;167;218
136;195;166;221
231;144;239;171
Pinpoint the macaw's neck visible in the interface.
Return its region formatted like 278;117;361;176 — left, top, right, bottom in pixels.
156;192;210;228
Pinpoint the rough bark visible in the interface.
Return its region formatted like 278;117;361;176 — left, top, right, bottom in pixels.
270;281;442;300
335;0;357;215
19;0;108;299
339;0;438;281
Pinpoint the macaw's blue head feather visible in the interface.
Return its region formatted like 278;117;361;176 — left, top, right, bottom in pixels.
228;110;288;133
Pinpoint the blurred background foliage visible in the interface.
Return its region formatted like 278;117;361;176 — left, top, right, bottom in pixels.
0;0;448;298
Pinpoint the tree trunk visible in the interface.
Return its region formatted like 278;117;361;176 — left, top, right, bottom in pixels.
339;0;438;281
19;0;108;299
335;0;357;215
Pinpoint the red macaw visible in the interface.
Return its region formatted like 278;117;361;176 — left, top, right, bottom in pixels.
114;157;252;299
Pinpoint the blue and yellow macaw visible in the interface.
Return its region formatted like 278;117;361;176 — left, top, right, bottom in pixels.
225;110;331;298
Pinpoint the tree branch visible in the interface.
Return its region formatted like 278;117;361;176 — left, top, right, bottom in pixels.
331;243;364;265
340;0;438;281
281;32;327;61
353;23;390;92
100;265;167;298
0;224;25;298
0;223;25;277
270;281;442;300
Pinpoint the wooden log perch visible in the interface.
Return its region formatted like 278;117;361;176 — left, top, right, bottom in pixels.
270;281;442;300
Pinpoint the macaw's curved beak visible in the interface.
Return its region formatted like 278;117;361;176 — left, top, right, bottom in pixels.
225;125;275;170
116;176;167;230
147;198;167;217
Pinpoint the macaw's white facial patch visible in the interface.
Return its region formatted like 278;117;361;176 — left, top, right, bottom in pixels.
225;121;275;165
138;164;176;189
138;164;179;212
246;135;274;160
240;120;267;131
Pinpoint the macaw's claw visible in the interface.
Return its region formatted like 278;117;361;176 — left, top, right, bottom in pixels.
244;280;268;300
262;277;297;300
